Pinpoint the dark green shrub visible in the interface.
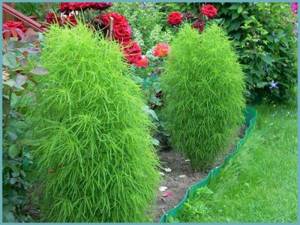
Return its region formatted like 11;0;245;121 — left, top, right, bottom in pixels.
28;24;159;222
217;3;297;102
161;24;245;169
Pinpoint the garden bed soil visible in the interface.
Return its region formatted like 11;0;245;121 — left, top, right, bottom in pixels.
152;125;246;221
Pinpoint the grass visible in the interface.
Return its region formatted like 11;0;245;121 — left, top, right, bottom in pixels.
172;103;298;222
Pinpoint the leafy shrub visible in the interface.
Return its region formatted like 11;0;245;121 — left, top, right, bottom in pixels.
111;3;171;51
2;33;45;222
161;24;245;169
217;3;297;102
28;24;159;222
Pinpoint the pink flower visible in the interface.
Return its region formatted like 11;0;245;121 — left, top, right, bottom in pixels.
162;191;173;198
291;2;298;14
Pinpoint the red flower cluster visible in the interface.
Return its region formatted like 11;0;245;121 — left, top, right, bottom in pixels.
66;14;77;26
200;4;218;18
99;12;146;67
60;2;112;12
46;12;61;24
192;20;205;32
168;12;183;26
123;41;142;64
99;12;132;43
153;43;170;58
2;21;27;40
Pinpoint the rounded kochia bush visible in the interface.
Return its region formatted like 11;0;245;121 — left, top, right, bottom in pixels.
161;24;245;169
30;24;159;222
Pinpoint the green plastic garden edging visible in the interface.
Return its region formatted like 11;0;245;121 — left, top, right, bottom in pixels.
159;106;257;223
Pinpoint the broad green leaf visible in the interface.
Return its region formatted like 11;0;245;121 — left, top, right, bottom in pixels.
3;52;18;69
8;145;20;158
30;66;48;76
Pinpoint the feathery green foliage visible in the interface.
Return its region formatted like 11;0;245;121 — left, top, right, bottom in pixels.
28;23;159;222
161;24;245;169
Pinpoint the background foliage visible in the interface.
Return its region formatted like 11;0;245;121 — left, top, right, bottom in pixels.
216;3;297;102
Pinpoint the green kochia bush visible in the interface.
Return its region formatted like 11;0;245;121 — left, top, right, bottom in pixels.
29;24;159;222
161;24;245;169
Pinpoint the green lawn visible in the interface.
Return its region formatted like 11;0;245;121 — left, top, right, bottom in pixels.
172;103;298;222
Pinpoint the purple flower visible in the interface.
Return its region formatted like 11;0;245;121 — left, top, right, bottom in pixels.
270;80;278;89
291;2;298;14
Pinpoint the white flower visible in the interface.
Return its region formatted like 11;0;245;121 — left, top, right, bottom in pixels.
164;168;172;172
159;186;168;192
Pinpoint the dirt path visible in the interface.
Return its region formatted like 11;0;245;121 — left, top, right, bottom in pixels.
152;126;246;222
152;150;207;221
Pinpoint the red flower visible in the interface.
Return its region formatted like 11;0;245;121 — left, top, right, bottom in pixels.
153;43;170;57
46;12;62;25
65;14;77;26
60;2;112;12
89;2;113;10
192;20;205;32
134;55;149;68
3;21;26;40
123;41;142;64
60;3;82;12
200;4;218;19
167;12;183;26
100;12;132;43
100;12;127;27
113;23;131;42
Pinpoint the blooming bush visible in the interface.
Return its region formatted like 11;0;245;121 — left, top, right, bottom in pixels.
164;3;218;35
161;24;245;169
28;23;159;222
110;3;168;50
59;2;112;12
45;3;149;67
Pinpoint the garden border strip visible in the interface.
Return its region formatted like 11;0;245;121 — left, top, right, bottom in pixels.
159;106;257;222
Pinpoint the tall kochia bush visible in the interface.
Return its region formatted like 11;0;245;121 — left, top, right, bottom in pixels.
161;24;245;169
29;24;159;222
